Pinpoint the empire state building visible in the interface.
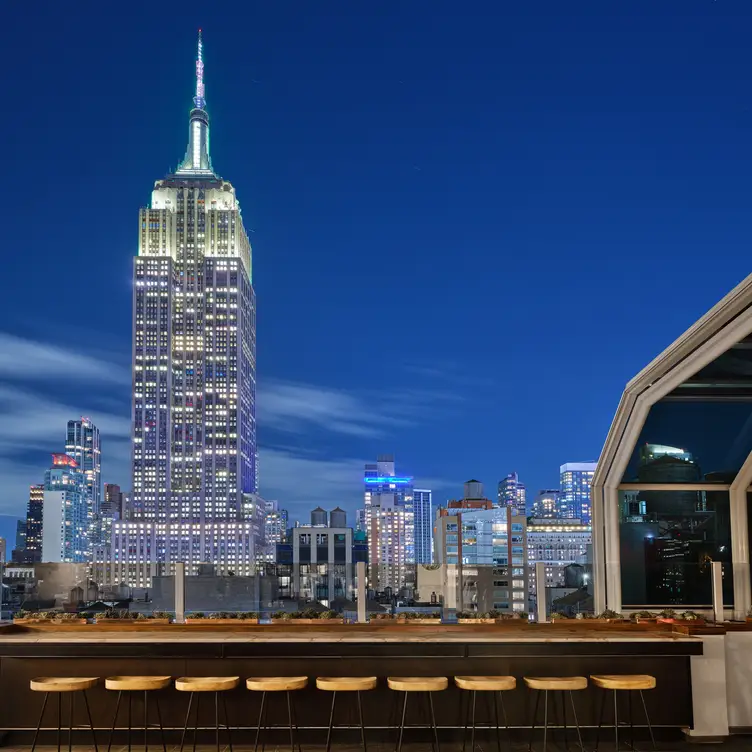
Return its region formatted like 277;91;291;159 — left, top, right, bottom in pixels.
101;34;262;587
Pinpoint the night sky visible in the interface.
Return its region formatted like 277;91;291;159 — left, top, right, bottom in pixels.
2;0;752;546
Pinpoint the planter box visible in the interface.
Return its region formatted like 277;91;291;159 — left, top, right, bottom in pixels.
94;619;172;626
270;619;344;625
14;618;88;626
457;618;497;624
185;619;258;625
396;619;442;625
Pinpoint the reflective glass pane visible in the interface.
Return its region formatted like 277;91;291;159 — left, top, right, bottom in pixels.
622;401;752;483
619;489;732;607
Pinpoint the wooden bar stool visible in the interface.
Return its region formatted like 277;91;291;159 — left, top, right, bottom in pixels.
175;676;239;752
455;676;515;752
105;675;171;752
317;676;377;752
29;676;99;752
246;676;308;752
523;676;587;752
387;676;448;752
591;674;656;751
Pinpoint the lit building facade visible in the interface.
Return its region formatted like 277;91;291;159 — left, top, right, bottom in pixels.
559;462;596;524
42;454;88;564
274;524;366;604
109;33;258;585
527;518;591;595
434;483;528;612
263;502;289;562
364;455;415;593
498;472;526;511
355;508;366;534
17;485;44;564
414;489;433;564
531;489;560;518
65;417;101;548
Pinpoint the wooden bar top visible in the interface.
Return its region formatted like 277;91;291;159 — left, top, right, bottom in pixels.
0;624;700;643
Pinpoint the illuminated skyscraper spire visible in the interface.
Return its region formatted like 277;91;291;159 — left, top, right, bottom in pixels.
177;29;213;174
194;29;206;110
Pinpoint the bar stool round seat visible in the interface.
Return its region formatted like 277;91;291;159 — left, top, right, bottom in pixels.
387;676;448;692
591;674;656;691
29;677;99;752
246;676;308;692
317;676;377;691
524;676;588;691
176;676;239;692
31;677;98;693
455;676;516;691
105;676;171;692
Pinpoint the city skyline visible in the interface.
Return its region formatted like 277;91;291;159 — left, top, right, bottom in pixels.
2;2;752;542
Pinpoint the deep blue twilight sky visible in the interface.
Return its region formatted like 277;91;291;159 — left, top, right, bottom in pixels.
1;0;752;546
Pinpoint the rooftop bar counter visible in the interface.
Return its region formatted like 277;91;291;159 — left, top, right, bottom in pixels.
0;622;703;744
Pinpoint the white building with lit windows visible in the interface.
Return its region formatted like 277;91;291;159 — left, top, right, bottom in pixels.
105;33;258;586
526;518;591;596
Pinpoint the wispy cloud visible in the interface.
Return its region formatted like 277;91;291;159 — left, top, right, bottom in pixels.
260;379;460;439
0;333;129;384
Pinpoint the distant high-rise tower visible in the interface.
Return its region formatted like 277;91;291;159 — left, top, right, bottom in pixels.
559;462;597;524
413;489;433;564
20;485;44;564
355;508;366;534
531;489;560;518
498;472;526;512
66;417;100;549
42;454;87;563
364;455;416;593
105;32;260;587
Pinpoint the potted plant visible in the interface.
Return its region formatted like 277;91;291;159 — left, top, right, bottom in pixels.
53;612;89;625
657;608;678;624
316;610;344;624
396;611;441;625
678;610;705;625
13;609;47;624
368;612;394;622
186;611;258;625
550;612;570;622
457;610;497;624
630;610;657;623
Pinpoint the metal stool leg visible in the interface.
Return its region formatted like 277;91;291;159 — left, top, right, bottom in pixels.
326;690;337;752
568;691;584;752
57;692;62;752
145;690;149;752
221;691;234;752
83;689;99;752
528;689;540;752
192;693;202;752
154;693;168;752
357;690;367;752
491;691;502;752
469;691;477;752
629;690;634;752
127;690;132;752
594;687;607;752
31;692;50;752
180;692;195;752
542;690;549;752
68;691;75;752
215;691;220;752
287;691;296;752
396;691;408;752
639;690;656;751
429;691;440;752
560;690;569;752
254;691;266;752
613;689;619;752
499;691;511;751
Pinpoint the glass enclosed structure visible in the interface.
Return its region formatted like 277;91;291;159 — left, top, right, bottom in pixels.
592;272;752;617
